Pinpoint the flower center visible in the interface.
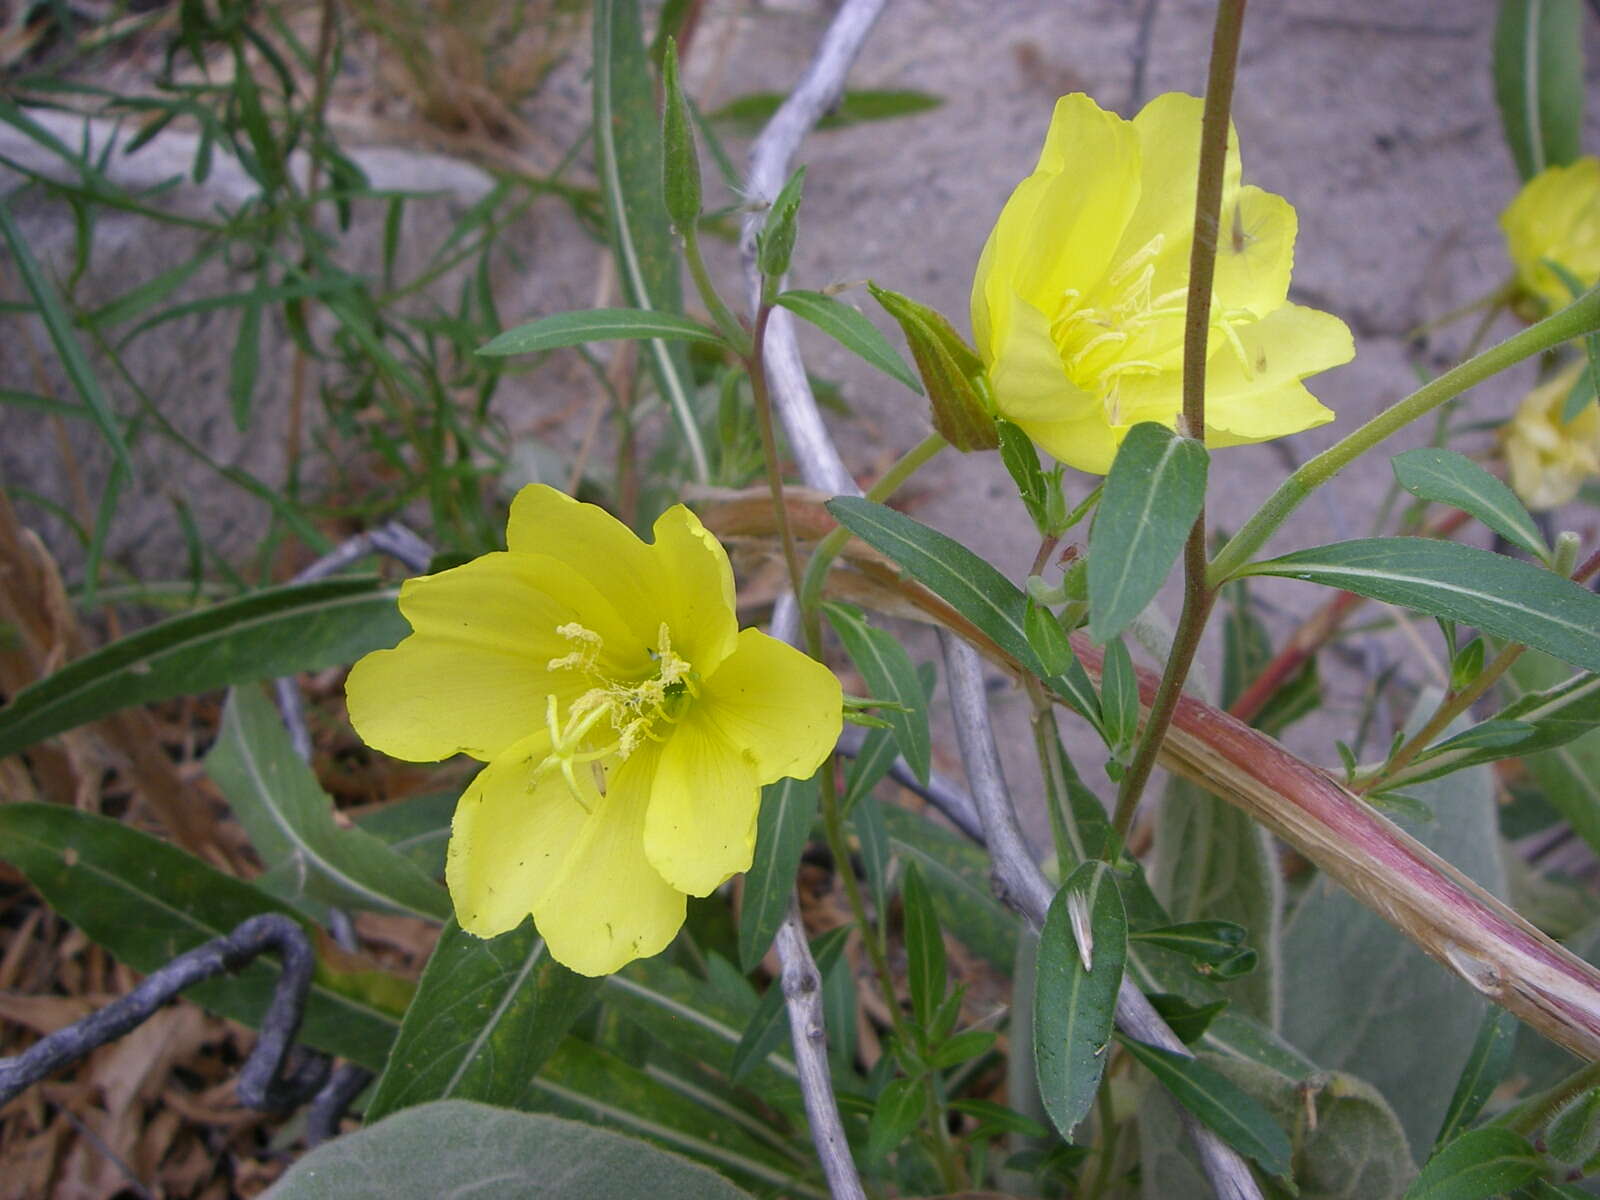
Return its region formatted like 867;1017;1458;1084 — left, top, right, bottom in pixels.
539;621;698;810
1049;232;1259;427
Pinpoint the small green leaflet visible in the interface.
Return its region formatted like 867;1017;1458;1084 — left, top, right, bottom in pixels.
479;308;725;356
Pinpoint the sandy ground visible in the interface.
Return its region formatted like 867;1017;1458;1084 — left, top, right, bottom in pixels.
5;0;1600;829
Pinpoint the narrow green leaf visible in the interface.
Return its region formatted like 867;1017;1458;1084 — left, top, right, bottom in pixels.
853;790;892;908
775;290;921;393
206;687;450;922
1433;1011;1516;1152
879;804;1017;971
824;603;930;784
998;418;1049;527
1239;538;1600;673
901;862;946;1031
1404;1126;1540;1199
0;192;132;474
0;804;401;1069
1024;596;1077;678
228;293;262;432
866;1077;924;1161
593;0;708;480
1087;423;1208;644
265;1101;756;1200
1120;1036;1292;1179
842;726;897;811
1492;0;1584;180
708;88;942;133
365;918;598;1122
526;1040;807;1194
0;576;405;760
1131;921;1249;964
738;774;819;971
1034;861;1126;1138
479;308;724;357
1100;636;1139;756
1392;448;1547;560
356;791;456;876
1146;995;1229;1045
824;496;1102;724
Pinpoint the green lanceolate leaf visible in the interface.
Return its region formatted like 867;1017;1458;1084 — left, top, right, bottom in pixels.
1120;1036;1292;1179
263;1101;755;1200
593;0;707;480
1492;0;1584;181
998;418;1051;528
1433;1008;1520;1148
824;602;930;784
479;308;724;357
824;496;1101;723
1034;861;1126;1139
738;774;819;971
901;862;946;1032
879;804;1018;971
206;687;450;922
365;918;598;1122
0;804;402;1069
0;192;133;475
1024;596;1078;678
1405;1126;1540;1199
1099;636;1140;758
0;576;405;761
774;290;921;393
1087;422;1208;644
866;1076;923;1162
708;88;942;133
526;1039;809;1195
1238;538;1600;673
1391;448;1547;560
1131;921;1250;964
1390;668;1600;788
356;791;456;876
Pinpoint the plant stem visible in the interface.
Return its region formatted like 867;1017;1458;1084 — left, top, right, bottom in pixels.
1083;1069;1122;1200
798;430;948;612
1493;1058;1600;1137
749;303;806;609
1359;640;1525;791
1107;0;1243;845
682;224;752;354
1210;285;1600;586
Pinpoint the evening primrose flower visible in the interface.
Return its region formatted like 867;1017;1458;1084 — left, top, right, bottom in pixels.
346;484;842;976
971;92;1354;474
1500;157;1600;313
1503;361;1600;510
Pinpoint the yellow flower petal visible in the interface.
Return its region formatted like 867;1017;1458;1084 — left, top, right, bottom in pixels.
1214;186;1296;318
648;504;739;672
506;484;670;652
1503;360;1600;510
1013;96;1142;308
695;628;843;782
447;734;686;976
643;711;761;897
988;292;1097;425
346;552;634;762
1112;93;1241;297
1200;304;1350;442
1501;157;1600;311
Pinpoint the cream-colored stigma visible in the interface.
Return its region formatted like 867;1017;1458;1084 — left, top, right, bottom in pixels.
1050;231;1260;426
539;622;699;811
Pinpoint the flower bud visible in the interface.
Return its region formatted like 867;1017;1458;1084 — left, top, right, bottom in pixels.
869;282;998;451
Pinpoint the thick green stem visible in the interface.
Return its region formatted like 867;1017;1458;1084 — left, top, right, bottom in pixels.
1106;0;1242;845
681;225;751;355
798;431;948;613
1493;1058;1600;1137
1210;286;1600;586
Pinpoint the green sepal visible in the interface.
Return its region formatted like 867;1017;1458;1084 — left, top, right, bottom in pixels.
659;38;702;232
868;282;999;451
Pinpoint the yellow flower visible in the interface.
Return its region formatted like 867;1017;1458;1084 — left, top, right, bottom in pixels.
346;485;842;976
1501;157;1600;313
970;92;1354;474
1503;361;1600;510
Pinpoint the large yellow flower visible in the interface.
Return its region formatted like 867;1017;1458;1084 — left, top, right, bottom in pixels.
970;92;1354;474
346;484;842;976
1501;157;1600;313
1503;360;1600;510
